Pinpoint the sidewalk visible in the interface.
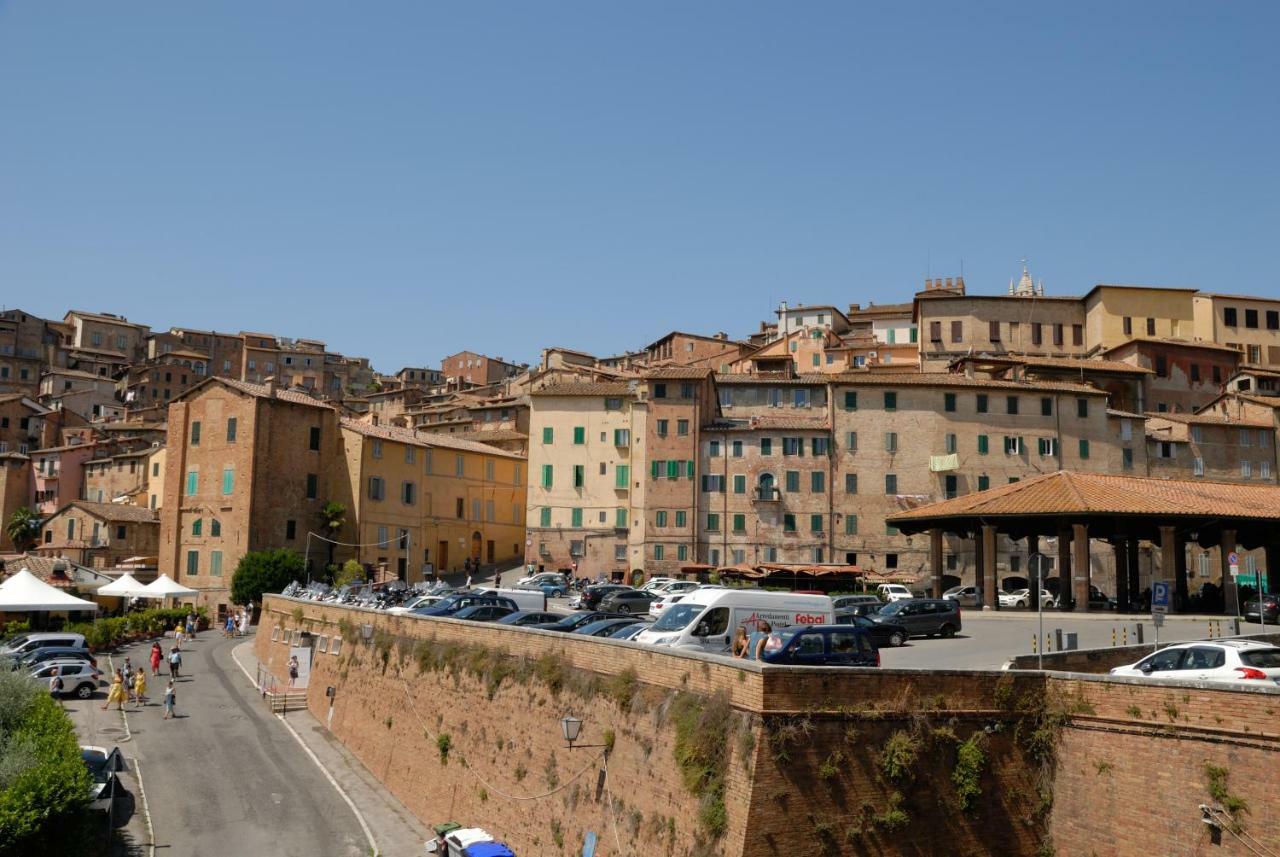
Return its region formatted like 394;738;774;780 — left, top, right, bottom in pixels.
230;641;431;857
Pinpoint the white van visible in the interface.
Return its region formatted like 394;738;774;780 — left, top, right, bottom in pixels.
473;588;547;612
877;584;914;603
635;589;834;655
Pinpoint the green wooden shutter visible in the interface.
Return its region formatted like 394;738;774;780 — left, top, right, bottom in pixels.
542;427;554;444
686;460;694;478
573;426;585;444
616;465;629;488
651;460;660;479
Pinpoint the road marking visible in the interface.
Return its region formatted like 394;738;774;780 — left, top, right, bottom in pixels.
230;644;378;856
133;755;156;857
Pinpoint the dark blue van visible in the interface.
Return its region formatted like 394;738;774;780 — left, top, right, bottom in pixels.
760;625;879;667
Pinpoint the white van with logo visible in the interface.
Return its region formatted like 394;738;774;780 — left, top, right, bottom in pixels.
634;590;834;655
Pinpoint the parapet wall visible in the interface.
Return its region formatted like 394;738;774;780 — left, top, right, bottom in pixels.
258;595;1280;857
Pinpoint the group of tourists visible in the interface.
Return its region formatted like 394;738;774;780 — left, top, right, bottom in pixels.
731;622;774;660
98;651;177;719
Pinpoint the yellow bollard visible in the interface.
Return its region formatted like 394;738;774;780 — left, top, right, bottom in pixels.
1032;634;1038;654
1123;627;1128;646
1112;628;1116;646
1046;634;1053;652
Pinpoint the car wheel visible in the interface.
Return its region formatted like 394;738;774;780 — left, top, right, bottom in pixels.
940;624;957;638
1016;599;1028;608
617;604;631;614
888;631;906;647
76;683;93;699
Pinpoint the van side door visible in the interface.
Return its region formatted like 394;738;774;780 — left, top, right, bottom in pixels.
694;607;732;654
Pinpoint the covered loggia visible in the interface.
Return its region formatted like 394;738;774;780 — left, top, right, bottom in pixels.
886;471;1280;613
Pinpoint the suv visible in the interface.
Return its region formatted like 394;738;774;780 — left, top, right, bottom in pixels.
869;598;961;638
411;594;518;618
0;632;89;660
832;594;882;612
17;646;96;671
33;660;102;699
876;584;914;603
579;584;632;610
760;625;879;667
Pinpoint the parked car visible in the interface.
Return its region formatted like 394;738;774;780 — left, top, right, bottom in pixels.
33;660;102;699
0;632;88;661
495;610;564;627
411;595;518;618
516;571;569;591
876;584;914;603
81;746;122;812
832;594;882;612
648;591;688;618
530;611;630;633
14;646;96;671
426;824;516;856
998;589;1056;609
844;602;888;618
385;595;443;616
639;577;676;593
760;625;879;667
600;589;660;615
1110;640;1280;685
609;622;652;640
471;588;547;611
868;598;961;638
636;590;834;654
578;584;632;610
1244;597;1280;624
834;613;909;647
451;604;517;622
942;585;980;607
573;618;642;638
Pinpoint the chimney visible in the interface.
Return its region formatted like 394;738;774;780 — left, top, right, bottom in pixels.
956;275;966;294
263;375;277;396
945;277;953;291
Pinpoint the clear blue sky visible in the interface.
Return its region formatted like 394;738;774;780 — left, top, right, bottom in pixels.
1;3;1276;372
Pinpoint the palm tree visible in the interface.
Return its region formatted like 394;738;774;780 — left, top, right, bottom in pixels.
5;506;40;552
319;501;346;570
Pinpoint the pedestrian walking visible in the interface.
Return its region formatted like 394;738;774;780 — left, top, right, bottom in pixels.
150;642;163;676
186;611;198;639
133;668;148;708
101;669;125;710
123;656;134;682
162;680;176;719
287;655;299;687
238;607;250;636
168;647;182;679
224;613;235;638
174;624;184;649
48;665;64;697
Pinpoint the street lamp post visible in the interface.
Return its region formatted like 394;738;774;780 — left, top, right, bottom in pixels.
1030;553;1050;670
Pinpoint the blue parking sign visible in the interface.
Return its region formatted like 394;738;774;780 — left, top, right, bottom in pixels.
1152;580;1171;614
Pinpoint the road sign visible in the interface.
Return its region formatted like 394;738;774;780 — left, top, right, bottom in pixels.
1230;563;1240;578
1152;612;1165;628
1228;551;1239;566
1151;580;1171;615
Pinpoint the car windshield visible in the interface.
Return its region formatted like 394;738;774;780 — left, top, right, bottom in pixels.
1;635;31;651
878;602;906;615
1241;649;1280;668
651;603;705;632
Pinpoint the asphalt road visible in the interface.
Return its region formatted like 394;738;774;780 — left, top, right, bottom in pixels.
68;630;369;857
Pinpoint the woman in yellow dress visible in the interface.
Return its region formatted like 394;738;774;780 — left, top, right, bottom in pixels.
133;668;148;708
101;669;125;711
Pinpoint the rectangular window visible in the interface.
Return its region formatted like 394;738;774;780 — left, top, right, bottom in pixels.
1031;323;1043;346
677;545;688;562
656;510;668;527
1242;461;1253;479
615;465;630;488
783;514;796;532
542;427;554;444
455;455;465;476
675;510;686;528
1078;439;1090;459
944;393;956;412
1193;456;1205;476
616;508;627;528
843;391;857;410
732;513;746;533
1072;324;1083;346
571;508;583;527
654;545;664;561
944;474;958;499
1007;396;1019;415
667;460;679;479
793;389;809;408
1053;323;1064;346
945;433;957;454
885;473;898;494
573;465;585;488
709;440;720;457
782;437;805;456
1262;461;1272;480
988;320;1001;342
402;481;416;505
732;440;743;457
1037;437;1058;457
885;432;897;453
186;550;199;576
1239;428;1252;447
785;471;800;492
1246;308;1259;329
541;464;553;488
1123;316;1133;336
706;513;720;532
306;473;318;499
810;514;823;532
185;470;198;496
226;418;237;442
977;434;989;455
1122;447;1134;470
950;321;963;343
929;321;942;342
1260;431;1270;449
845;473;858;494
309;427;321;451
1268;310;1280;331
677;419;689;436
844;515;858;535
368;476;384;500
701;474;725;492
977;474;990;491
614;429;631;446
1004;436;1022;455
657;419;669;437
845;431;858;451
811;471;825;493
1146;317;1156;336
976;394;988;414
733;474;746;494
540;507;551;527
760;438;772;456
812;437;829;456
190;421;201;446
884;392;897;411
210;550;223;578
573;426;585;445
1040;397;1052;416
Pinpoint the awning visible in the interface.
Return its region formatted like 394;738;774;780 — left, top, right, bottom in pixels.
139;574;198;600
0;569;100;612
97;573;150;598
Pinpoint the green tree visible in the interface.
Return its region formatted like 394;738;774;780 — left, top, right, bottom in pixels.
230;549;306;606
334;559;364;588
318;501;346;570
3;508;39;552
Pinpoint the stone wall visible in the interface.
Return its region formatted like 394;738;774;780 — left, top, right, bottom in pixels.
1007;632;1280;673
258;596;1280;857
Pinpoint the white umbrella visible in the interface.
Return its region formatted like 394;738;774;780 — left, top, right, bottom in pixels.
0;568;100;612
97;573;150;598
139;574;198;605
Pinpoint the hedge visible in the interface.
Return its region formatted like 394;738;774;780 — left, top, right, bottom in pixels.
0;671;94;855
66;606;210;652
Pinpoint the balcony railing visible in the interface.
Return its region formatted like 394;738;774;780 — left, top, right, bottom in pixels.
754;486;781;502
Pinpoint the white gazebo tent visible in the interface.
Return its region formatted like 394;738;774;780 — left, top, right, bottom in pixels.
0;569;100;612
96;573;150;599
139;574;198;606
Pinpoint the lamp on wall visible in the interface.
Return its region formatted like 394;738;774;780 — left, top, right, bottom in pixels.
360;623;374;643
559;714;608;751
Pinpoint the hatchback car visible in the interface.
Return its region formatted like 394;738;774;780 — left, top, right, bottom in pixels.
0;632;88;660
760;626;879;667
1244;597;1280;624
1110;640;1280;685
33;660;103;699
609;622;652;640
834;612;909;647
869;598;961;638
15;646;96;671
600;589;660;615
411;595;518;618
451;604;517;622
942;585;980;607
530;611;629;633
578;585;633;610
81;746;122;812
495;610;564;627
573;618;642;638
998;589;1055;609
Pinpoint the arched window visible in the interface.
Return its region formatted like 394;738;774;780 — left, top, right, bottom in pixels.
191;519;202;536
210;519;221;537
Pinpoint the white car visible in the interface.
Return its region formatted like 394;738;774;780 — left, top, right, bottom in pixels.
385;595;443;616
1110;640;1280;685
998;589;1055;609
80;745;122;812
877;584;914;603
639;577;676;593
648;592;688;618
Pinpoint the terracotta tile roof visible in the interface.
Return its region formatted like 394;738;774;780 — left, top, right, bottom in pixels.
1101;337;1242;355
339;418;524;459
642;367;715;380
1017;356;1154;375
65;310;150;329
1145;412;1273;428
719;371;1110;396
887;470;1280;525
65;500;159;523
1106;408;1146;419
42;367;105;380
531;382;634;397
97;421;166;431
180;377;334;410
704;417;829;432
469;429;528;442
846;302;913;316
